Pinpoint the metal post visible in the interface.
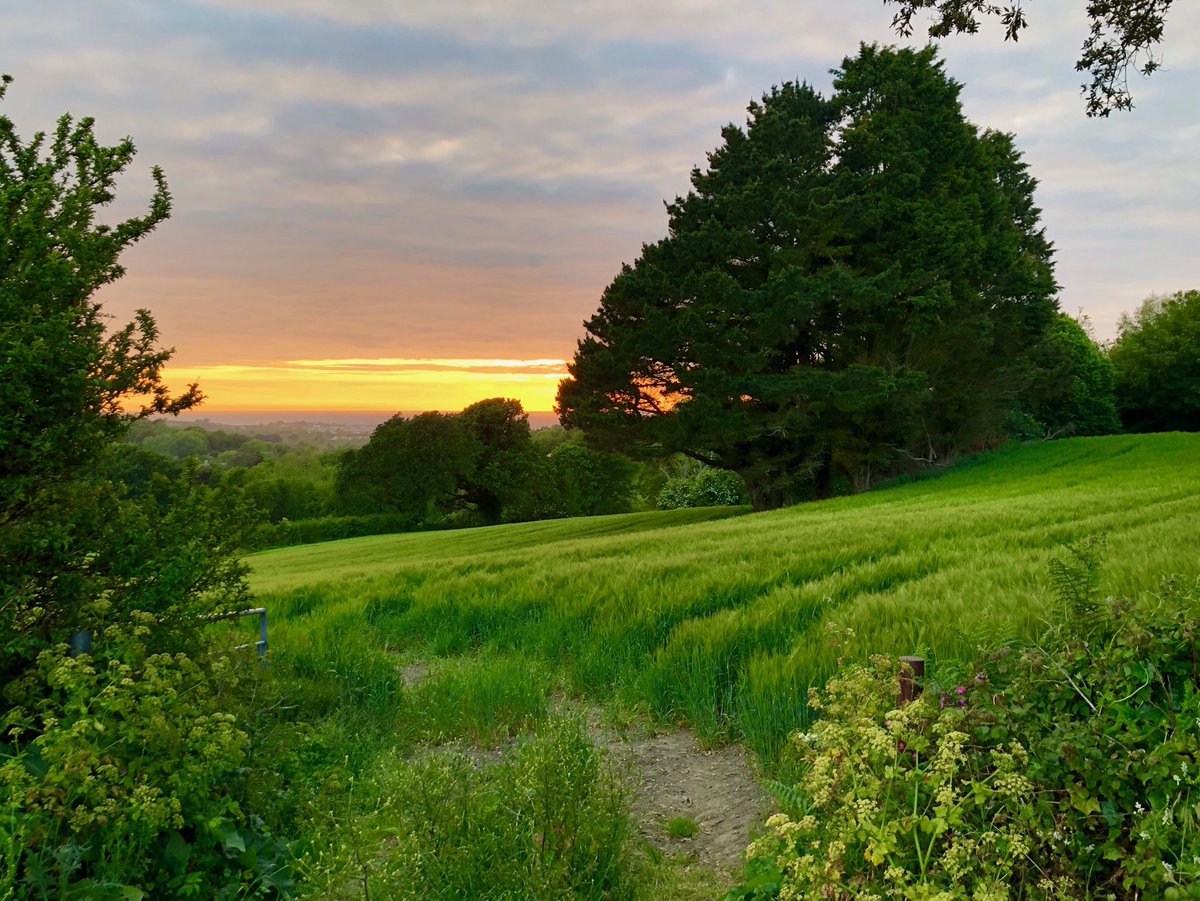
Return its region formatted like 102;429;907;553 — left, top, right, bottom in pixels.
257;608;268;659
898;655;924;707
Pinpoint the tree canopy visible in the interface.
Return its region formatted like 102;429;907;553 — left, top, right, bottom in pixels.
336;398;536;526
1022;313;1120;438
457;397;537;524
0;74;240;680
336;410;475;522
558;45;1057;510
1109;289;1200;432
884;0;1174;116
1;76;272;896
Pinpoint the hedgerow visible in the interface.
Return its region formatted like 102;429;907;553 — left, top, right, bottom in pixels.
731;546;1200;899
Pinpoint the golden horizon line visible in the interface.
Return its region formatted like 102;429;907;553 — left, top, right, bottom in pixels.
169;357;570;376
177;408;562;413
158;357;572;413
286;357;568;369
166;399;562;414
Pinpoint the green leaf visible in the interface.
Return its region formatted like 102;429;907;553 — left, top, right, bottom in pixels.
162;830;191;869
1070;789;1100;816
214;819;246;853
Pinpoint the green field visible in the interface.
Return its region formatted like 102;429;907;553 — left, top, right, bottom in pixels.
249;433;1200;765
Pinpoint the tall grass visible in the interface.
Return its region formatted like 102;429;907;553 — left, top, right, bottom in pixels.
249;434;1200;764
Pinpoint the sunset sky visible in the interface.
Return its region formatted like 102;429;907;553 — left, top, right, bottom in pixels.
5;1;1198;418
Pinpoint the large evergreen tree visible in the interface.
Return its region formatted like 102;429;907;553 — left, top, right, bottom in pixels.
557;45;1058;510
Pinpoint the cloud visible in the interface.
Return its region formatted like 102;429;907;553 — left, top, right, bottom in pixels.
7;0;1199;389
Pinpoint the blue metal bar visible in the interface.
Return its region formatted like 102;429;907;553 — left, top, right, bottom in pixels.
257;608;268;658
202;607;269;663
67;608;268;664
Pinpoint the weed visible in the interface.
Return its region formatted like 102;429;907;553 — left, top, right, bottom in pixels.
667;817;700;839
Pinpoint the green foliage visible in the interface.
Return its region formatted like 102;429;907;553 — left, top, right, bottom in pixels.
248;511;417;550
559;45;1057;510
370;717;636;899
730;651;1050;899
666;817;700;839
730;571;1200;899
335;398;537;526
335;410;474;520
657;467;748;510
1024;313;1120;438
250;434;1200;766
458;397;537;524
510;433;638;521
229;452;337;524
94;443;184;508
0;631;290;899
0;77;286;897
1110;289;1200;433
546;440;638;516
0;75;205;675
0;77;195;511
140;426;211;460
884;0;1174;116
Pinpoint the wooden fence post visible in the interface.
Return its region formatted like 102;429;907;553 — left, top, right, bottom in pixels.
898;655;924;707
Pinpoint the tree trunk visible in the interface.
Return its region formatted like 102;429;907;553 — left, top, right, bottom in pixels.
476;493;503;525
747;482;784;511
814;453;834;500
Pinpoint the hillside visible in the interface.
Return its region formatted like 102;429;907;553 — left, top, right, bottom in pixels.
248;433;1200;761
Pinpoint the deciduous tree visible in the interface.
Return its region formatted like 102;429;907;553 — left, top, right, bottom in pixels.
1025;313;1120;438
1109;289;1200;432
336;398;538;526
335;411;475;521
0;74;244;680
458;397;536;524
884;0;1174;116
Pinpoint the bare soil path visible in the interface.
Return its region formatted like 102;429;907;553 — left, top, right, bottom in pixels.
585;711;772;872
399;657;770;876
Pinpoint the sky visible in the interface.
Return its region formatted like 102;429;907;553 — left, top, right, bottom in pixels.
4;1;1198;417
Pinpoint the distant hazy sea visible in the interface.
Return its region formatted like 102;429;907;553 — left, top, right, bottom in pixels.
173;410;561;429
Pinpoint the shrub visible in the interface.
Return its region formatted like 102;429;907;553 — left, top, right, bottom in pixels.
657;467;748;510
731;559;1200;899
0;78;291;898
247;512;418;549
0;628;290;899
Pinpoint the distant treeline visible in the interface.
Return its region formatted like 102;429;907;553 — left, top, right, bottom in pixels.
107;291;1199;549
111;402;750;550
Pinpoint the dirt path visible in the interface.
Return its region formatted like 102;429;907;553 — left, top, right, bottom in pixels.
586;713;772;872
399;658;770;874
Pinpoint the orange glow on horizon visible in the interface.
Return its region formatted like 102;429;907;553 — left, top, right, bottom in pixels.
160;357;569;413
